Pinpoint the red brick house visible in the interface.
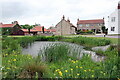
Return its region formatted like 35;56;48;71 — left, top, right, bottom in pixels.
77;19;104;34
0;21;24;35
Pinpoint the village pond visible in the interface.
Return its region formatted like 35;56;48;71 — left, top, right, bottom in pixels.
22;41;106;62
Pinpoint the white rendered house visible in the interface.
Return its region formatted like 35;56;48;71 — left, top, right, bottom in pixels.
108;1;120;35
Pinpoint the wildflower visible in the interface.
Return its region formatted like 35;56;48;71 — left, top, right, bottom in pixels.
6;67;10;70
92;75;94;77
80;67;82;69
65;70;68;72
76;60;78;63
71;60;76;63
58;71;62;76
55;69;59;72
70;68;73;71
77;73;80;76
84;70;87;72
88;69;91;71
13;59;16;61
76;66;78;68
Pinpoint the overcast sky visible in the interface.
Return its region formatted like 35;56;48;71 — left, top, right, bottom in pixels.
0;0;120;28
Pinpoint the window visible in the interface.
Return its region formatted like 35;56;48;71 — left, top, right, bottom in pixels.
79;24;83;27
111;17;116;22
111;27;115;31
86;24;89;27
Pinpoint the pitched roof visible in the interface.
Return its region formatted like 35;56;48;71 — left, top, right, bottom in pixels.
21;29;38;32
47;29;56;32
33;26;49;31
55;19;76;28
77;19;104;24
33;26;43;31
0;24;15;28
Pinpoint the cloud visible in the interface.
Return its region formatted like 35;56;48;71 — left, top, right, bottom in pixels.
1;0;120;28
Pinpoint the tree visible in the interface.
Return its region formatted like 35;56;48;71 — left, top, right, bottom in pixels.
21;24;33;34
42;26;44;33
101;26;106;33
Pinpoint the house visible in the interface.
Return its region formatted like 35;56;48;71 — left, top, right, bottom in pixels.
77;19;104;34
47;29;56;34
107;1;120;35
0;21;24;35
33;26;49;34
55;16;76;35
47;26;56;34
21;29;38;35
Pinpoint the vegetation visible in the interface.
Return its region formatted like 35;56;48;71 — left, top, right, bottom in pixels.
1;36;119;79
76;30;93;35
62;36;111;48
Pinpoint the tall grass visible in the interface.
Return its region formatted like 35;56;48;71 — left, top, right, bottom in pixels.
39;44;69;63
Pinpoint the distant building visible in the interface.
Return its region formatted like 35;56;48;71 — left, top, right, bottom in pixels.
47;26;56;34
21;29;38;35
77;19;104;34
55;16;76;35
107;1;120;35
0;21;24;35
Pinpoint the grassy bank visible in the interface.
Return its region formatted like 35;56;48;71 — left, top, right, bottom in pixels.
1;36;119;78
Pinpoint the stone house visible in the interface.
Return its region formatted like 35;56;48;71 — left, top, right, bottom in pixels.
55;16;76;35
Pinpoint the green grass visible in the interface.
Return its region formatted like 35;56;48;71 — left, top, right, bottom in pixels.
89;37;118;44
2;36;119;78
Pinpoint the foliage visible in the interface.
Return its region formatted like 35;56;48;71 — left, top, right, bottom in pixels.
1;28;12;35
62;36;111;48
2;37;21;55
40;44;69;63
2;36;119;78
2;54;34;78
76;30;93;35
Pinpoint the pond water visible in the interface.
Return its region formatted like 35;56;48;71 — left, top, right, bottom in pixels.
22;41;105;62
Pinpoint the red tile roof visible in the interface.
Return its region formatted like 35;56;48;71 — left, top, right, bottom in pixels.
21;29;38;32
0;24;15;28
33;26;48;31
47;29;56;32
33;26;43;31
77;19;104;24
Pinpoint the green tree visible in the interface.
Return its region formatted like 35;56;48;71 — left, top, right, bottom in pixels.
42;26;44;33
101;26;106;33
21;24;33;34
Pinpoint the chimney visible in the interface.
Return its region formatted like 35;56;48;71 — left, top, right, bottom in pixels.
67;18;70;22
103;17;104;20
118;1;120;9
62;15;65;20
12;21;18;24
77;18;79;22
0;22;3;25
